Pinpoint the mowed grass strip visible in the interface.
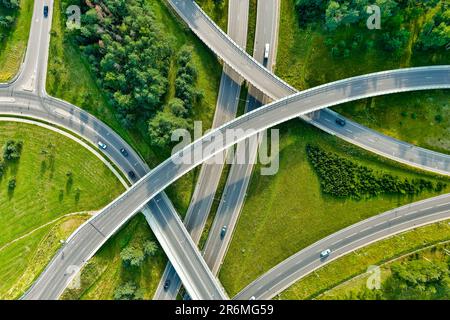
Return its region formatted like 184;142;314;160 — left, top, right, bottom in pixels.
0;0;33;82
219;121;450;297
280;219;450;300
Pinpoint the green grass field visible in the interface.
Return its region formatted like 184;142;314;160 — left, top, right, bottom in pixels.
61;214;167;300
0;0;33;82
219;120;450;297
47;0;222;215
276;0;450;153
279;219;450;300
0;121;123;299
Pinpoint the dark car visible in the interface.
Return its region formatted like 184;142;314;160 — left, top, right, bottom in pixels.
128;171;136;180
44;5;49;18
220;226;227;239
335;118;346;127
120;148;129;157
164;280;171;291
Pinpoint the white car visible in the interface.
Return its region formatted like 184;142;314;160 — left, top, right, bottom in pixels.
264;43;270;59
320;249;331;259
98;141;107;150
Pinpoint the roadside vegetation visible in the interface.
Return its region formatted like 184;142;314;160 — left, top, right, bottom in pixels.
219;120;450;296
0;0;33;82
0;121;123;299
277;0;450;152
62;214;166;300
279;220;450;300
197;0;229;32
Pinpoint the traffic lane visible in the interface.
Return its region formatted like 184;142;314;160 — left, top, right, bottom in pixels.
154;263;182;300
202;93;262;273
11;0;43;89
227;0;250;51
153;66;242;300
235;196;450;299
315;109;450;172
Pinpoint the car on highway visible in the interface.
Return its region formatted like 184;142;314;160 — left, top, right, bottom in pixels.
320;249;331;259
128;171;136;180
44;5;49;18
120;148;129;157
97;141;107;150
335;118;346;127
220;226;227;239
164;280;171;291
264;43;270;59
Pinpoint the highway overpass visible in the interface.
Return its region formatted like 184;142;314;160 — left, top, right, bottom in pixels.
22;66;450;299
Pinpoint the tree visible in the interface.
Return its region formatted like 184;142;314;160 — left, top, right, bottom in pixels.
8;178;16;190
143;240;158;257
120;245;145;268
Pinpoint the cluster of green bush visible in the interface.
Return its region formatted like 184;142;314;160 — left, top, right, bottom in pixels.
113;281;143;300
0;0;20;42
295;0;448;57
306;144;446;199
344;249;450;300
